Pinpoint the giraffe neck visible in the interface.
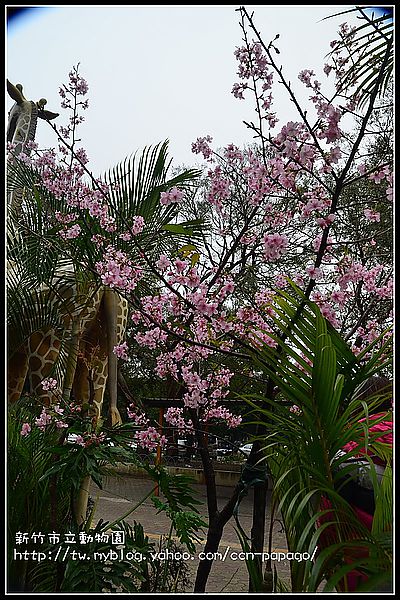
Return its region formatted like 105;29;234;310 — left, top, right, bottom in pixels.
7;100;38;222
7;99;38;156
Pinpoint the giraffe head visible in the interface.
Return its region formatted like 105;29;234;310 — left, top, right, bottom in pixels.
7;80;59;155
7;81;38;155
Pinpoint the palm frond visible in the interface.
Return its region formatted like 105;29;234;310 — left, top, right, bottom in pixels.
103;141;205;261
240;286;392;591
324;6;393;108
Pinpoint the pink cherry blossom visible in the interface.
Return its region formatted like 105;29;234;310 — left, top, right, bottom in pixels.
134;427;166;451
95;248;143;292
327;146;341;164
156;254;171;271
224;144;243;161
20;423;31;437
131;215;145;235
231;83;247;99
41;378;58;391
316;213;335;228
127;404;149;426
274;274;288;288
73;435;85;446
306;266;323;281
364;209;380;222
59;224;81;239
160;186;184;206
369;171;386;184
263;233;288;261
35;408;53;431
113;341;129;361
191;136;213;159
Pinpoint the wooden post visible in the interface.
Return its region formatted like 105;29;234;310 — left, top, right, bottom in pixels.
154;406;164;497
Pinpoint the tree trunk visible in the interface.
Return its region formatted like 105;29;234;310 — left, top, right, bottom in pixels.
194;519;224;592
250;478;268;591
73;474;91;526
103;288;122;426
193;488;242;592
190;408;243;592
248;383;276;591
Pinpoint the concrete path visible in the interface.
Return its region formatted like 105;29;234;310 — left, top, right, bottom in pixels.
89;475;292;593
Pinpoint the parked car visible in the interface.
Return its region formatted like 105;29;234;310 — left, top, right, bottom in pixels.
216;446;232;457
216;440;238;457
239;443;253;457
177;439;187;454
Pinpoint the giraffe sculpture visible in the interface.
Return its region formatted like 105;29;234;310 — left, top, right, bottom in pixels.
7;79;128;426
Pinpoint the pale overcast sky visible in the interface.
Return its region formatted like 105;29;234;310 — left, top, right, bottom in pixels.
7;5;362;176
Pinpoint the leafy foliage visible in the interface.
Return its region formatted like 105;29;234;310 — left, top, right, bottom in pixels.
241;287;392;591
147;466;206;553
30;519;149;592
7;399;72;591
104;140;203;250
8;398;202;592
144;535;193;592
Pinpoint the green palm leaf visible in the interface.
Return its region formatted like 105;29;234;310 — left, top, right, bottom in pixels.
239;286;392;591
103;141;204;260
324;6;393;108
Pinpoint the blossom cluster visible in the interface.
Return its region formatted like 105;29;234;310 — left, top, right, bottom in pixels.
191;136;213;160
263;233;288;261
134;427;167;451
160;186;184;206
19;398;110;449
95;247;143;292
41;377;58;391
68;432;107;447
113;341;129;361
164;407;193;433
203;403;242;428
126;404;168;451
233;40;278;128
20;404;69;436
58;66;89;130
127;404;149;426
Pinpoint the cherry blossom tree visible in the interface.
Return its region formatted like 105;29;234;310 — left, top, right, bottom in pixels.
7;5;393;593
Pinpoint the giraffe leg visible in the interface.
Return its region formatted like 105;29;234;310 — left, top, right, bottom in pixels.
28;330;62;405
74;308;108;423
72;289;128;427
72;340;90;406
114;295;129;422
73;337;108;422
7;346;29;404
92;359;109;425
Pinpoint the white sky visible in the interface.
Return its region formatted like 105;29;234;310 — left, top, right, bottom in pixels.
7;5;361;177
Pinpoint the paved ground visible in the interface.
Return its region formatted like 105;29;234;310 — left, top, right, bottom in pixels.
89;474;292;593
